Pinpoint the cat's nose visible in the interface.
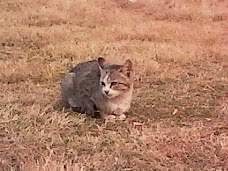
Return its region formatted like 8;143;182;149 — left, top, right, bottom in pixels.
104;90;109;94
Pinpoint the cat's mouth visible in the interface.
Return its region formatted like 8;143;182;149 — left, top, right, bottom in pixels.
103;93;117;99
104;94;114;98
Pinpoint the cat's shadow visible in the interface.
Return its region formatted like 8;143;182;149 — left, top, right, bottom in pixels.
53;99;100;118
53;99;69;112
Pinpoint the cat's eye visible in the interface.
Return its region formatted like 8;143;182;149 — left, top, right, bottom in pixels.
119;82;129;87
101;81;105;86
111;82;118;86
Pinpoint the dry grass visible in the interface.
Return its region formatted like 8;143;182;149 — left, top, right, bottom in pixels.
0;0;228;170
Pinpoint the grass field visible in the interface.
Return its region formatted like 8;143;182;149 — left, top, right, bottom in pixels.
0;0;228;170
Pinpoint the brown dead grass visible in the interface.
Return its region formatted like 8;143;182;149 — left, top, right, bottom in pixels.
0;0;228;170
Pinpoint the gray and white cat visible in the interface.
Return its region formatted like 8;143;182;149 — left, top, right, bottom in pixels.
60;57;134;119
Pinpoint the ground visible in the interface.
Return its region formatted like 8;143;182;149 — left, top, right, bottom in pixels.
0;0;227;170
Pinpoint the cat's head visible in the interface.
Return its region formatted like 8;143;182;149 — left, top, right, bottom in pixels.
98;57;134;98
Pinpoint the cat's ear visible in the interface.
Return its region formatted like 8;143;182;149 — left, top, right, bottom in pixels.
119;59;133;78
123;59;133;71
97;57;106;69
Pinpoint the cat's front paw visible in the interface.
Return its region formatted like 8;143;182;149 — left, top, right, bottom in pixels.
100;113;116;120
119;114;126;120
112;109;126;120
103;114;116;120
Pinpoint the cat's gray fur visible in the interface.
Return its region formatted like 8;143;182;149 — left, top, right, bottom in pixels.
60;57;134;119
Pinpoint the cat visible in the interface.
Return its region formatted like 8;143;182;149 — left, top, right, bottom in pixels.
60;57;134;119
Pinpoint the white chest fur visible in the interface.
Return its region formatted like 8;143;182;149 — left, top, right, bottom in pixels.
106;91;132;114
